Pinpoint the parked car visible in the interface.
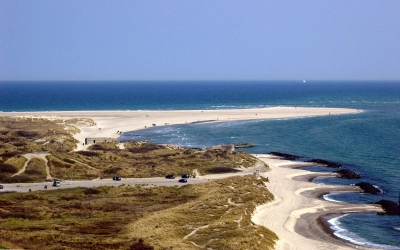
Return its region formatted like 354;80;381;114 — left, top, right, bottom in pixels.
181;174;190;178
165;174;175;179
0;185;3;189
113;176;121;181
52;181;61;187
178;178;187;183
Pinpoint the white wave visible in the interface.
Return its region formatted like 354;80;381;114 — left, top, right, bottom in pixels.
328;215;400;249
323;194;343;203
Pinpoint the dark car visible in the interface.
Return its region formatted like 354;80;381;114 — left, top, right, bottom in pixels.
113;176;121;181
178;178;187;183
0;185;3;189
181;174;190;178
165;174;175;179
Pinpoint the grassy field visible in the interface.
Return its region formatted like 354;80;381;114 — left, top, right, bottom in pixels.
0;117;261;182
0;116;277;249
0;175;277;249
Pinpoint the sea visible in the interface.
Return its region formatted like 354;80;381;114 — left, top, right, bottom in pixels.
1;80;399;249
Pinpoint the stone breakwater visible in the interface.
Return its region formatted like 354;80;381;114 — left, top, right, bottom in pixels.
268;152;400;216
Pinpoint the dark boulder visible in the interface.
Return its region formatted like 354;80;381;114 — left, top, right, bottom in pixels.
374;200;399;215
335;169;361;179
269;152;301;160
355;182;381;194
305;159;342;168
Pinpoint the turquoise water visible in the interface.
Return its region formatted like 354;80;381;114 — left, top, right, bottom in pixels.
1;80;399;248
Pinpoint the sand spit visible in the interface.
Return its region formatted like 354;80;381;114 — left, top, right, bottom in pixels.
0;107;358;151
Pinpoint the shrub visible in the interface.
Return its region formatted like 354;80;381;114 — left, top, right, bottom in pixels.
90;144;105;151
2;176;34;183
12;141;27;147
128;142;164;154
63;159;76;164
16;130;39;138
0;163;18;173
83;188;102;195
0;151;20;158
104;167;122;175
207;167;241;174
0;211;37;219
76;151;100;157
25;169;42;175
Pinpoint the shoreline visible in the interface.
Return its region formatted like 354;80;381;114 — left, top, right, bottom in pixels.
252;154;383;250
1;106;374;249
0;107;359;151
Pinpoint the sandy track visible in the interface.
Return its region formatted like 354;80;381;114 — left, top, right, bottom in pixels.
12;152;52;180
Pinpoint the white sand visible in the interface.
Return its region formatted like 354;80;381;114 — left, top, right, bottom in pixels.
0;107;359;150
3;106;376;249
252;154;383;250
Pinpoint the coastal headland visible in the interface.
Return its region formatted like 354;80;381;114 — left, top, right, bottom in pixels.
1;106;380;249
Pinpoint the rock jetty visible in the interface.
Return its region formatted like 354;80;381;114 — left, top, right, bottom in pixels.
335;169;361;179
355;182;381;194
305;159;342;168
374;200;399;215
269;152;301;160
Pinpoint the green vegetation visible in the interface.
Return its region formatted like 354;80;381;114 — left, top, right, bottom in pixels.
0;116;277;249
0;117;259;182
0;175;276;249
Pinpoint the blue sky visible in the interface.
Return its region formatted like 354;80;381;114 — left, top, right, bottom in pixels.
1;1;399;81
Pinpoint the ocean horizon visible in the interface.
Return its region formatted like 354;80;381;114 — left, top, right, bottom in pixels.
1;80;400;249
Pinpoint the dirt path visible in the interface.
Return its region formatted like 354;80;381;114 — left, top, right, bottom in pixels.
12;152;52;180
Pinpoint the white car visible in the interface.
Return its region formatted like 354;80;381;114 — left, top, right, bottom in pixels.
52;181;61;187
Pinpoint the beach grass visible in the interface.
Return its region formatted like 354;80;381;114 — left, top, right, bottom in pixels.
0;117;259;182
0;175;277;249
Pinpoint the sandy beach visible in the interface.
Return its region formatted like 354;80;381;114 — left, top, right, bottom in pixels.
2;106;376;249
0;106;358;151
252;154;383;250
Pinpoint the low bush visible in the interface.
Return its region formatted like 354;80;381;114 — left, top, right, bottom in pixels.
63;159;76;164
2;175;34;183
127;142;164;154
83;188;102;195
16;130;39;138
90;144;105;151
76;151;100;157
12;141;27;147
104;167;122;175
0;163;18;173
207;167;241;174
0;151;20;158
25;169;42;175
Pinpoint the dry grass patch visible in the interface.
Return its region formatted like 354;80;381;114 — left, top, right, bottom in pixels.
0;175;277;250
127;175;277;250
1;117;260;182
47;155;99;180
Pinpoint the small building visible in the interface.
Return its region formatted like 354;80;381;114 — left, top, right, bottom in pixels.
84;137;117;145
